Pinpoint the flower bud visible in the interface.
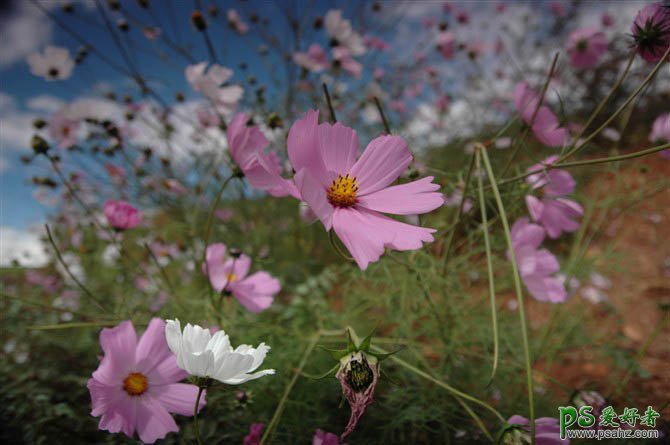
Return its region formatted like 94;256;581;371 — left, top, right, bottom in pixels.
33;118;47;129
191;11;207;31
31;135;50;155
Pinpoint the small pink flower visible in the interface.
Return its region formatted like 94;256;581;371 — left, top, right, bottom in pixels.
649;112;670;143
505;415;566;444
204;243;280;312
196;108;220;128
510;218;567;303
525;156;583;239
227;113;297;197
215;208;234;222
313;429;343;445
514;82;568;147
436;31;456;60
287;110;443;270
293;43;329;73
566;28;608;69
243;423;264;445
332;46;362;78
104;200;143;230
602;13;614;27
436;94;450;113
227;9;249;34
48;111;79;149
105;163;126;185
143;26;161;40
364;36;389;51
373;68;385;80
548;0;566;17
632;2;670;63
87;319;204;444
185;62;243;115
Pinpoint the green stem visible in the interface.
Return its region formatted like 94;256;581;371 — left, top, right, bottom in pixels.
194;386;205;445
260;333;321;444
374;96;391;134
370;345;506;425
322;83;337;123
498;142;670;186
476;151;500;384
478;144;535;444
201;175;236;291
442;151;476;271
560;46;670;162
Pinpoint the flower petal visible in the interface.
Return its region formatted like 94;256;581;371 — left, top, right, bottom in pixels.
294;169;334;230
349;135;412;194
287;110;328;185
152;383;205;417
93;321;138;384
318;122;359;174
135;396;179;444
357;177;443;215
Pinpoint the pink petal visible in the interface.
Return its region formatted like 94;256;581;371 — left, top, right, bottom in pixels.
349;135;412;195
332;207;387;270
231;254;252;280
287;110;329;186
525;195;544;222
294;169;334;230
134;318;173;377
135;396;179;444
93;321;138;385
231;272;279;313
318;122;360;174
152;383;205;417
357;176;443;215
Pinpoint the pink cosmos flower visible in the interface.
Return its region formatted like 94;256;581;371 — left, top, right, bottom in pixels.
204;243;280;312
243;423;264;445
506;415;567;444
514;82;569;147
227;113;297;197
227;9;249;35
48;111;79;149
293;43;329;73
436;31;456;60
104;199;143;230
185;62;243;115
602;13;614;27
196;108;220;128
650;112;670;159
525;156;583;239
215;207;234;222
373;68;385;80
313;429;343;445
548;0;566;18
650;112;670;143
566;28;608;69
287;110;444;270
332;46;362;78
364;36;389;51
87;319;204;444
632;2;670;63
510;218;568;303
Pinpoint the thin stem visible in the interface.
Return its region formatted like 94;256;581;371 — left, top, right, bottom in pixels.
45;224;105;311
328;230;354;262
0;292;98;320
322;83;337;123
29;321;123;330
498;142;670;187
560;45;670;162
201;175;236;291
374;96;391;134
442;152;476;271
478;144;535;443
370;345;506;425
193;386;205;445
261;332;321;444
564;51;636;157
476;151;499;384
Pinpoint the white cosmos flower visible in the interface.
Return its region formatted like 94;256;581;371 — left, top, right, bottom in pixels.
184;62;244;116
165;319;275;384
324;10;366;56
27;46;75;81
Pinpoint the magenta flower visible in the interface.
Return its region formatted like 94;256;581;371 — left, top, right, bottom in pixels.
436;31;456;60
287;110;444;270
293;43;329;73
313;429;343;445
104;199;143;230
505;415;567;445
525;156;583;239
243;423;264;445
514;82;569;147
204;243;280;312
87;319;204;444
510;218;568;303
337;351;379;440
632;2;670;63
566;28;608;69
227;113;297;197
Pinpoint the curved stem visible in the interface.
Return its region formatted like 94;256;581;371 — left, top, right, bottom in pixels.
201;175;236;291
322;83;337;123
260;332;321;444
374;96;391;134
476;150;500;384
328;230;354;262
193;386;205;445
478;144;535;443
442;151;476;272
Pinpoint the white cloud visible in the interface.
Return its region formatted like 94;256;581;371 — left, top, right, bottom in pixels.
0;226;49;267
0;2;53;69
26;95;65;113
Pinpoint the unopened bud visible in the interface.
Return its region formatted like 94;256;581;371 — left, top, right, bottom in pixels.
117;19;129;32
31;135;50;155
229;248;242;258
191;11;207;31
33;118;47;129
108;0;120;11
137;0;149;8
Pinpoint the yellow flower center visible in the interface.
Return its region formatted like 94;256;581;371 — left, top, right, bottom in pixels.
327;174;358;207
227;273;238;282
123;372;148;396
